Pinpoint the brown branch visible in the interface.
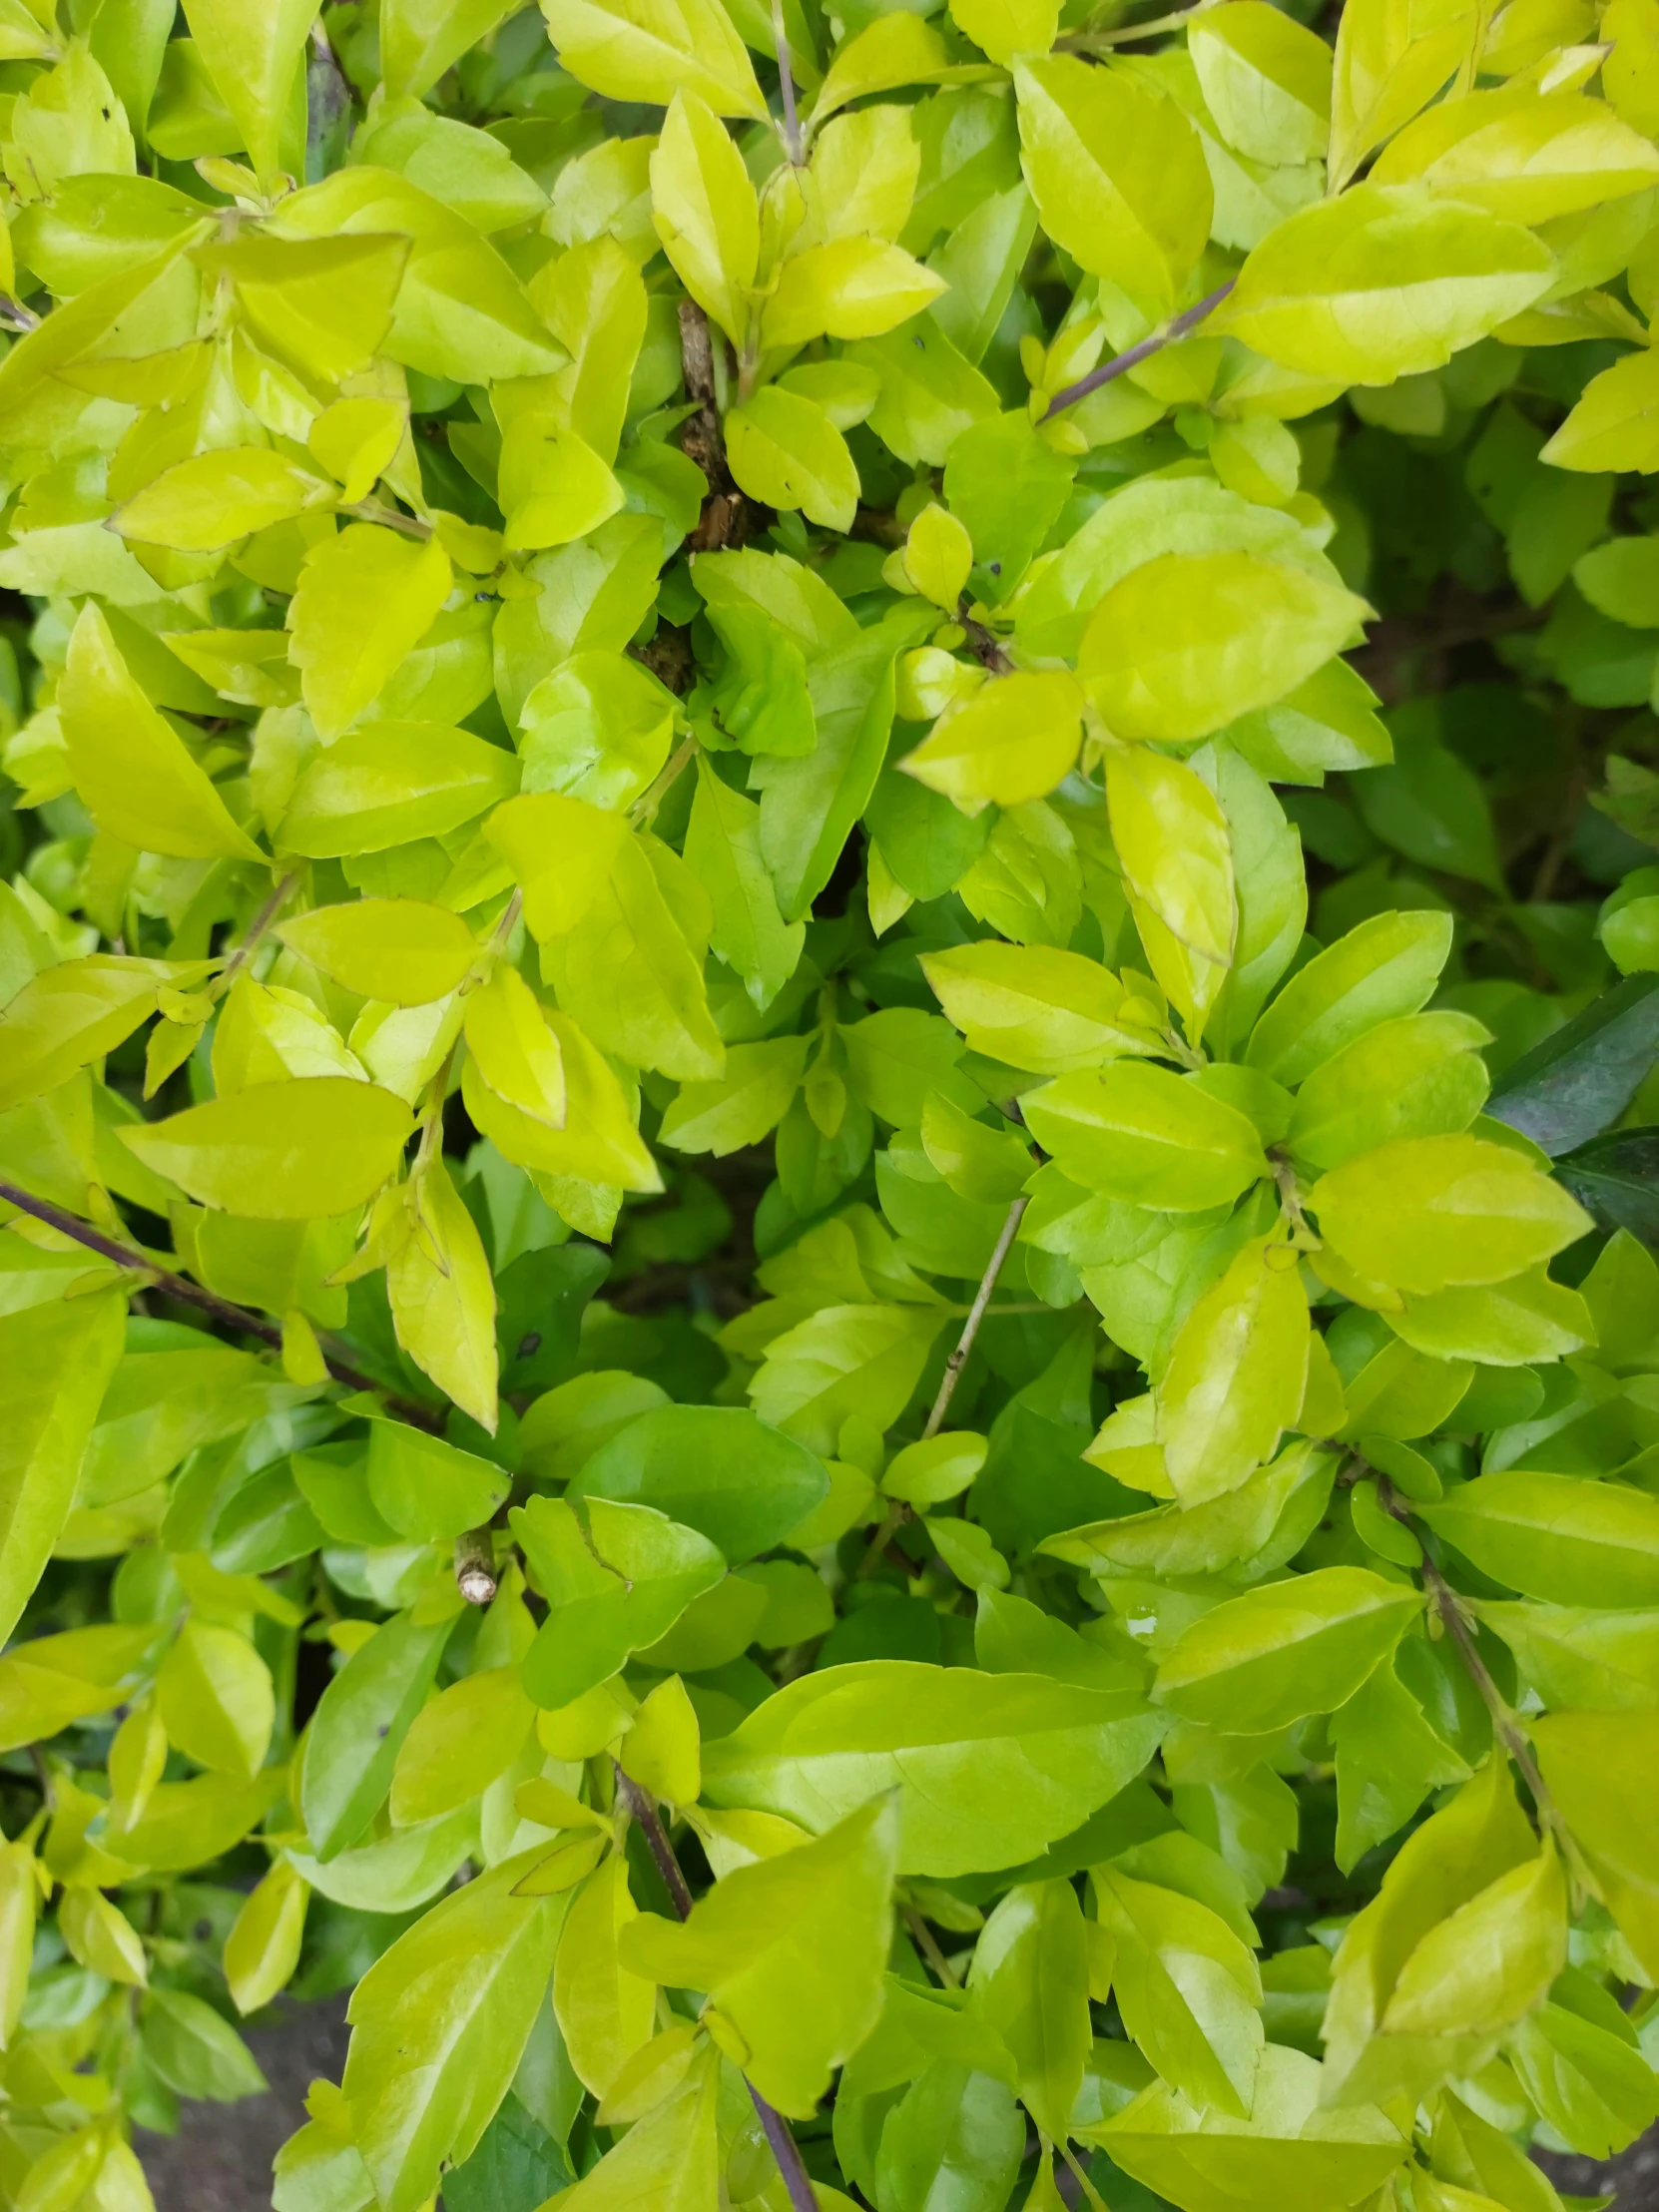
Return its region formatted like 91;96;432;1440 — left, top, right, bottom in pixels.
925;1195;1030;1439
677;301;745;552
454;1528;498;1606
0;1178;444;1431
1380;1480;1565;1838
612;1764;819;2212
1044;280;1237;420
960;608;1012;675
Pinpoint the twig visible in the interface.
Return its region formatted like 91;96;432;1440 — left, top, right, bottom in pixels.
0;1178;444;1430
612;1765;819;2212
218;869;297;989
903;1904;961;1987
1381;1481;1564;1838
855;1194;1029;1579
454;1528;498;1606
340;499;433;541
1044;280;1237;420
613;1765;695;1917
1058;0;1216;45
630;732;700;827
773;0;804;163
677;302;744;552
1060;2140;1110;2212
960;608;1012;675
924;1195;1029;1439
306;20;352;165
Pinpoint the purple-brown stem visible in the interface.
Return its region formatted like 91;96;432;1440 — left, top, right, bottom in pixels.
1044;278;1237;419
612;1764;820;2211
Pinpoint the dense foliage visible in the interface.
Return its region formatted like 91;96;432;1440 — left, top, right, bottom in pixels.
6;0;1659;2207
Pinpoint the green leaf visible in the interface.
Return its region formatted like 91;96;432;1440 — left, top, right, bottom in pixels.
545;2046;719;2210
182;0;317;183
1157;1235;1309;1506
901;671;1084;815
60;603;264;861
299;1609;454;1861
1013;57;1211;318
700;1662;1166;1876
1288;1011;1492;1172
540;0;766;117
380;0;524;98
1093;1867;1263;2117
279;897;478;1005
0;1295;125;1647
1543;344;1659;473
143;1984;267;2100
1095;2043;1406;2212
1105;743;1239;1038
727;385;861;534
1190;2;1331;165
1216;185;1554;381
342;1847;574;2212
1372;86;1659;225
1532;1709;1659;1977
1476;1598;1659;1709
1021;1063;1269;1211
1381;1841;1566;2036
367;1419;511;1541
1043;1439;1333;1582
1330;1656;1471;1872
623;1796;899;2115
660;1036;809;1155
1486;974;1659;1155
513;1494;727;1706
499;415;625;552
682;759;805;1007
1508;2000;1659;2159
1421;1470;1659;1606
920;941;1162;1073
1309;1134;1592;1295
967;1877;1091;2138
120;1078;414;1218
749;1302;951;1453
287;524;454;741
1248;908;1453;1086
520;651;675;811
569;1404;829;1562
156;1619;275;1778
873;2062;1025;2212
223;1858;309;2016
1082;553;1367;745
1153;1566;1422;1732
277;720;520;856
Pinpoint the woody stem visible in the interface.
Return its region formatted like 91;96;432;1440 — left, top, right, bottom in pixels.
612;1765;819;2212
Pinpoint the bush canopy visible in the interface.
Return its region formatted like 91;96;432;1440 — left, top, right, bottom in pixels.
2;0;1659;2207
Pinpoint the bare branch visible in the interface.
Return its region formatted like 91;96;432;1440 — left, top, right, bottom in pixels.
613;1763;820;2212
1044;279;1237;420
0;1179;444;1430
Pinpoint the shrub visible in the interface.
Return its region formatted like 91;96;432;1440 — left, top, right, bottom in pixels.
2;0;1659;2206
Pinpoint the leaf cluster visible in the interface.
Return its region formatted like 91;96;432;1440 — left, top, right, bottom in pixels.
3;0;1659;2209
